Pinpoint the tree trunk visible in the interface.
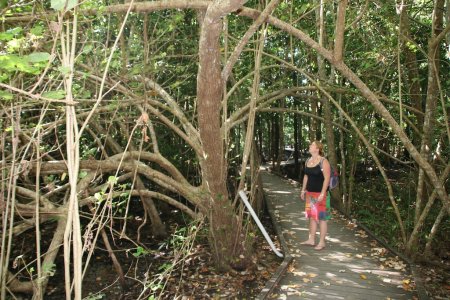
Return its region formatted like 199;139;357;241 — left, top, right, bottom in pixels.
413;0;445;242
347;139;360;215
196;0;249;270
293;112;300;179
337;77;348;214
317;0;342;209
423;203;448;257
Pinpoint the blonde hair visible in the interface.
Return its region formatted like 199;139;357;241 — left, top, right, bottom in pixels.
311;140;324;156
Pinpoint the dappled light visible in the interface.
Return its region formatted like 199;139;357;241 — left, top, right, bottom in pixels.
262;171;417;298
1;0;448;298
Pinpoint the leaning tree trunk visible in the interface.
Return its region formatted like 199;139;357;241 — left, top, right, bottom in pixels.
316;0;343;209
196;0;250;270
408;0;445;257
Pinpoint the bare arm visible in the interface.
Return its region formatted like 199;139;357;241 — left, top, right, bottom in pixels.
301;174;308;200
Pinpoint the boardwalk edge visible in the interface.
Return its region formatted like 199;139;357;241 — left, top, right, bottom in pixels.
256;184;294;300
332;206;429;300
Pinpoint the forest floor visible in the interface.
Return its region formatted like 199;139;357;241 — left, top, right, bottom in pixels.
10;201;282;300
9;165;449;299
353;168;450;299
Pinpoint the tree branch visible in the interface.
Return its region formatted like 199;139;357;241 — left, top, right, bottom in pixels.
333;0;348;62
222;0;281;83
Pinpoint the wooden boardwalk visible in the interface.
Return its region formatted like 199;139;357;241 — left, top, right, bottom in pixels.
261;171;417;299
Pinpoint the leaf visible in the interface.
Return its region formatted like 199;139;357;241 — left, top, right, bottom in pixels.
51;0;77;11
42;90;65;100
298;3;309;14
82;44;93;54
0;90;13;101
360;274;367;280
78;170;88;179
61;172;67;181
27;52;51;63
108;175;118;185
94;192;103;203
30;25;44;36
0;27;22;41
0;32;14;41
58;66;71;75
42;263;56;277
0;54;37;74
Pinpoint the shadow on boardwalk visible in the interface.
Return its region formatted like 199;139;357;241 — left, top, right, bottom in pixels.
261;171;417;299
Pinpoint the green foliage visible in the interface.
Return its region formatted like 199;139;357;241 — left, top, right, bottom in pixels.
78;171;88;179
0;27;23;41
0;90;13;101
132;246;150;258
1;2;447;289
42;263;56;277
27;52;51;63
0;54;41;74
107;175;118;185
51;0;77;11
42;90;65;99
94;192;104;204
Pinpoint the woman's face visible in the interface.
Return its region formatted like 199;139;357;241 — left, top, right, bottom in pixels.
309;142;319;155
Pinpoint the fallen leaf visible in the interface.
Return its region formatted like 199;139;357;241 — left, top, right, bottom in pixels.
287;264;295;272
360;274;367;280
303;278;311;283
308;273;318;278
293;271;307;276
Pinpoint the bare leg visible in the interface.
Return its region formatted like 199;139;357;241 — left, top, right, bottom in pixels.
315;220;327;250
301;218;317;245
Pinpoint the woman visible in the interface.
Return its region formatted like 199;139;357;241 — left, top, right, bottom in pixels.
300;141;331;250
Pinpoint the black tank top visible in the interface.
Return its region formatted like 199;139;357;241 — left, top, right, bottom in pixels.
305;159;325;193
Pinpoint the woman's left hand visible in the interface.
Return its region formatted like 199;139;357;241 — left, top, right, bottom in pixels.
318;193;325;201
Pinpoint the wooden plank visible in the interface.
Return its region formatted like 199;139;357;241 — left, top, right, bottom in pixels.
260;171;417;299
